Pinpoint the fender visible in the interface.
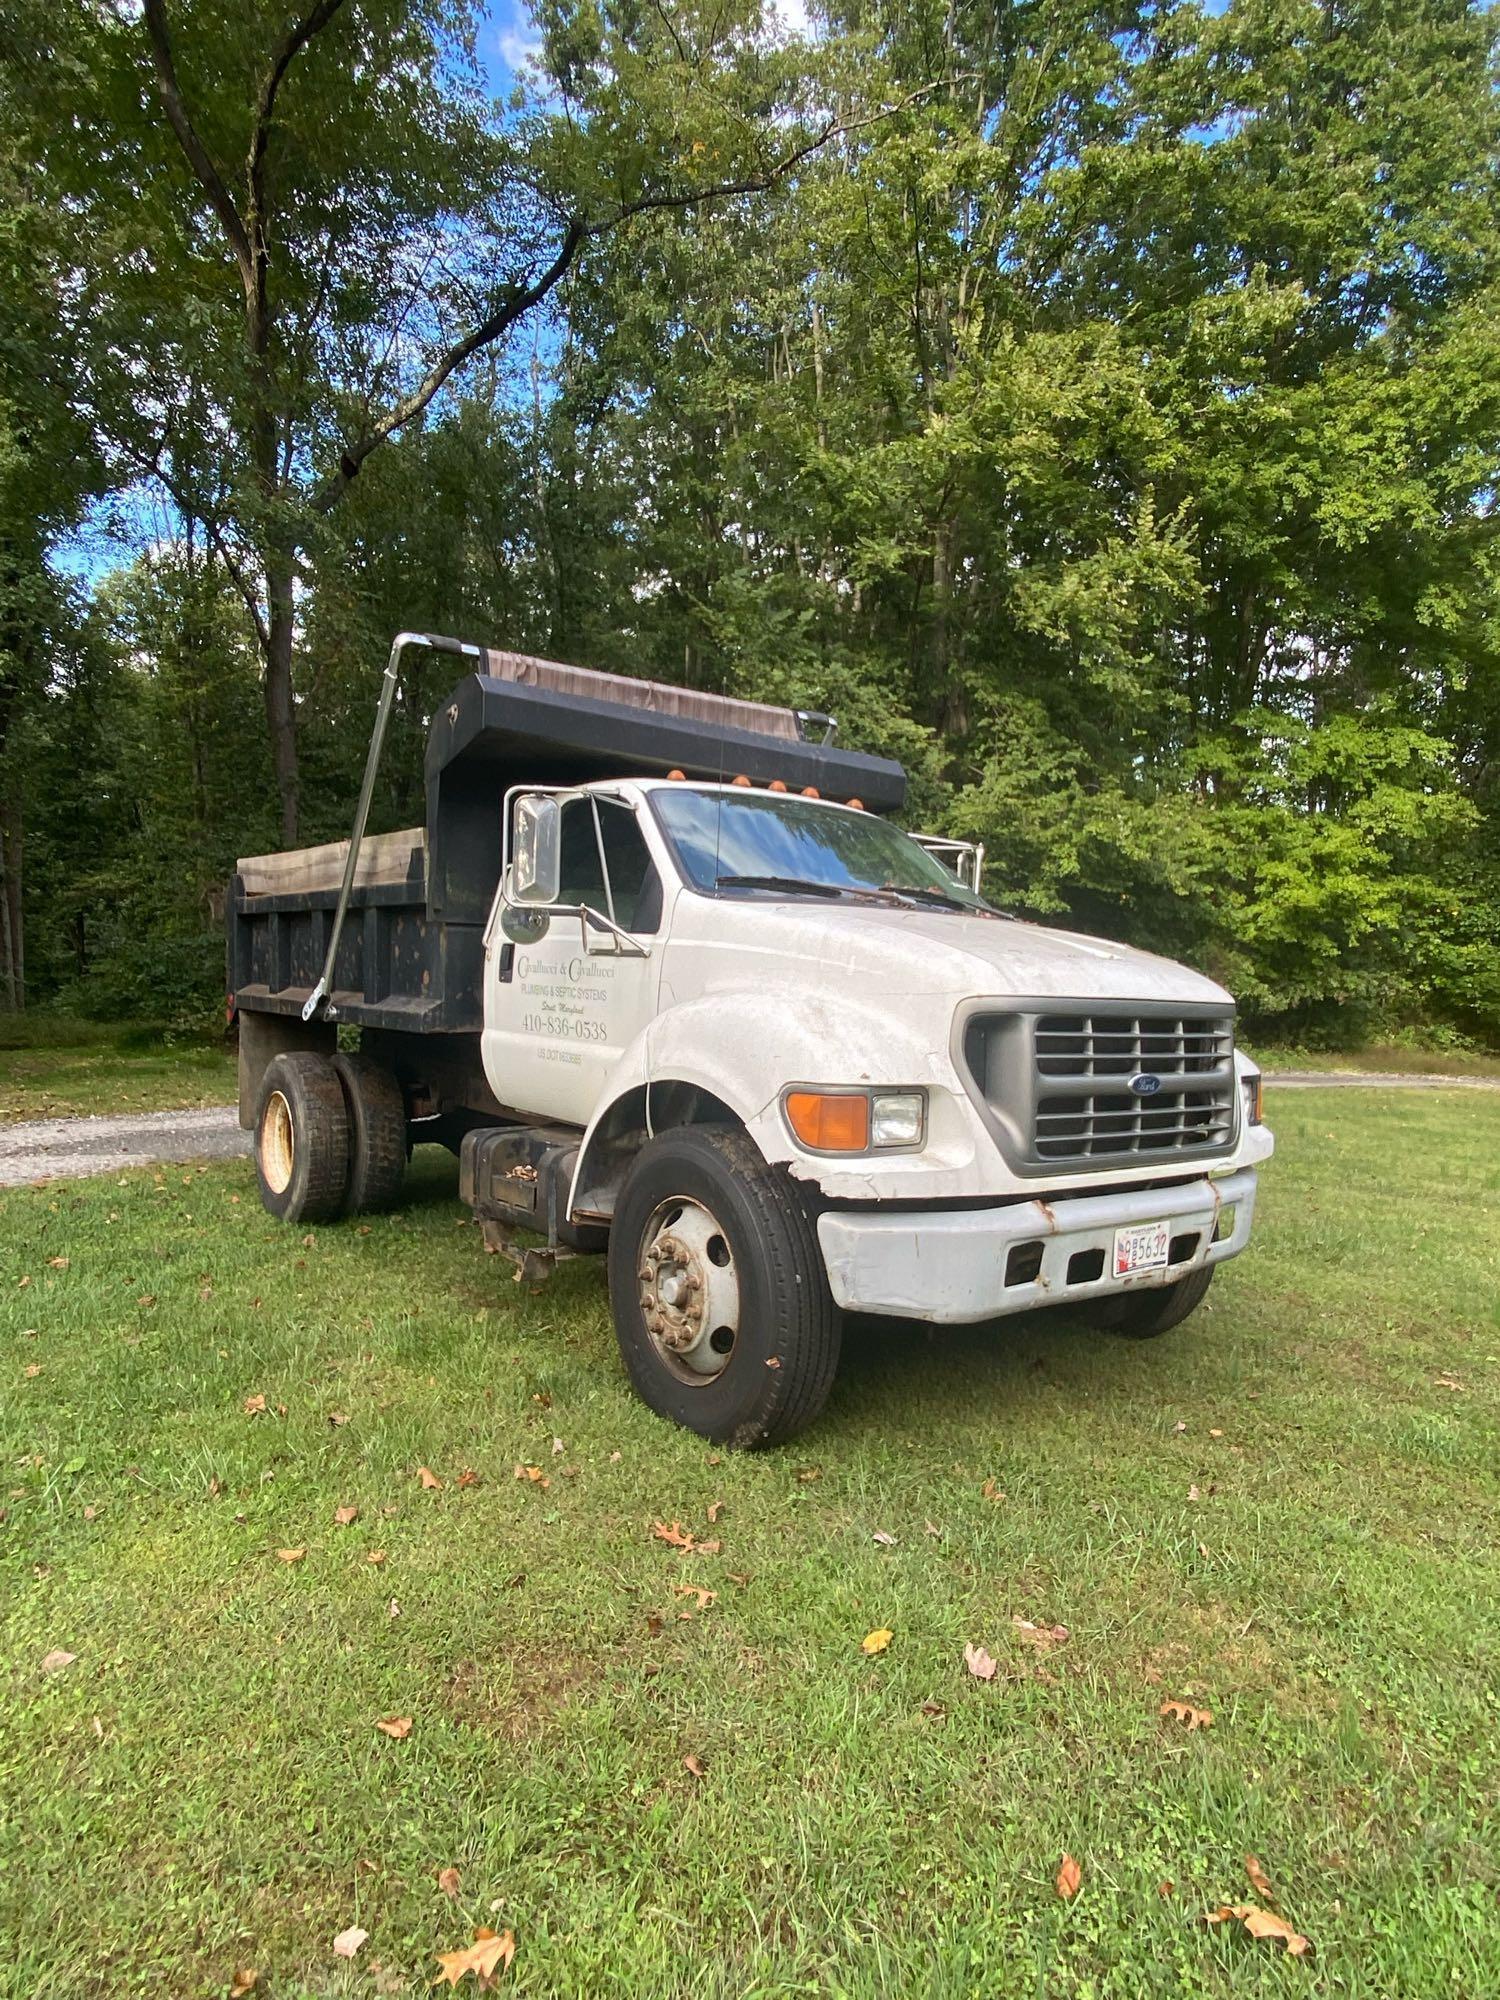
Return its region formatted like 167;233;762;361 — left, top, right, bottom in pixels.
568;988;984;1216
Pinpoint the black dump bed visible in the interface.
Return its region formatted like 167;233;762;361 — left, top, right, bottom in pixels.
228;643;906;1035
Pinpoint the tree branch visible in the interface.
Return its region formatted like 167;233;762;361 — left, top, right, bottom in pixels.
140;0;254;293
248;1;347;251
312;73;972;516
124;436;271;655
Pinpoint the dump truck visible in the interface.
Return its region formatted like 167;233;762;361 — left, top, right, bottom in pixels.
229;631;1273;1447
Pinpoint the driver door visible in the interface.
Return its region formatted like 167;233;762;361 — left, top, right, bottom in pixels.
482;795;664;1126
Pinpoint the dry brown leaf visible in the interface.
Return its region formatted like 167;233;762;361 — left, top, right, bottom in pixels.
1172;1420;1187;1433
981;1477;1006;1501
673;1584;716;1610
1157;1880;1174;1899
1159;1698;1213;1730
963;1642;998;1682
1434;1372;1466;1392
376;1715;412;1739
682;1753;706;1778
1244;1855;1275;1902
367;1549;387;1566
920;1700;947;1719
276;1547;306;1565
706;1500;724;1523
327;1408;348;1426
457;1468;482;1488
513;1465;549;1487
1012;1615;1069;1647
229;1969;258;1996
387;1598;401;1619
23;1362;41;1378
1204;1904;1310;1956
332;1925;368;1960
652;1519;695;1550
1209;1428;1224;1439
1056;1854;1082;1900
334;1504;359;1526
208;1475;225;1498
417;1466;444;1490
40;1648;76;1675
872;1530;898;1547
861;1628;893;1656
1187;1484;1201;1502
532;1390;552;1407
243;1393;266;1416
795;1465;821;1483
437;1865;461;1898
47;1255;69;1269
433;1928;516;1988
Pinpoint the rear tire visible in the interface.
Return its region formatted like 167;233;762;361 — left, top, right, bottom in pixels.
254;1052;349;1223
334;1054;407;1214
607;1124;840;1448
1085;1265;1214;1339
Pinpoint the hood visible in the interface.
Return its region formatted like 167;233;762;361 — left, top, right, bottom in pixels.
676;896;1232;1007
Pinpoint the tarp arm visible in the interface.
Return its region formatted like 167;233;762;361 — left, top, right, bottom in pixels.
302;631;481;1022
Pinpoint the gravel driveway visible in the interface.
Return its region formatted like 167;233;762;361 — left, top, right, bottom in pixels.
0;1106;247;1187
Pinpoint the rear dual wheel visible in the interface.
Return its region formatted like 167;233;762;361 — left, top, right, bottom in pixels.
253;1050;405;1223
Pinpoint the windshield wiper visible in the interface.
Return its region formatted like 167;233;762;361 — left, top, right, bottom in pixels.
878;882;967;908
715;873;844;900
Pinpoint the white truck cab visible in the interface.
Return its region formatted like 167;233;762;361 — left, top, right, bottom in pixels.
232;636;1271;1448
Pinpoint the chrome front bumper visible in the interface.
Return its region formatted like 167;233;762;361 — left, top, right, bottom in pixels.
816;1169;1258;1324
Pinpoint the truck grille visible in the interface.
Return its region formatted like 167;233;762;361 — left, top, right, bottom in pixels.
959;1004;1237;1173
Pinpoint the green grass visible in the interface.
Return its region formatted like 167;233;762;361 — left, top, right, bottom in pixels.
2;1093;1497;1998
0;1019;236;1122
1252;1042;1500;1078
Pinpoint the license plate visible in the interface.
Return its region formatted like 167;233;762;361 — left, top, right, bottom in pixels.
1113;1219;1170;1278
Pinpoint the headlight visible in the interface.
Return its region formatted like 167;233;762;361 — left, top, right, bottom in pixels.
783;1087;927;1153
1241;1073;1263;1127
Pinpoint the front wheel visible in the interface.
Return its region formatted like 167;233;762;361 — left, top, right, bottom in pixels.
606;1124;840;1448
1083;1264;1214;1339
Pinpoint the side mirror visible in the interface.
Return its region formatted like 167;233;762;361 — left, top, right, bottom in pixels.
510;794;562;905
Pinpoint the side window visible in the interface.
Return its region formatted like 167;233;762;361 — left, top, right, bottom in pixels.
556;798;662;934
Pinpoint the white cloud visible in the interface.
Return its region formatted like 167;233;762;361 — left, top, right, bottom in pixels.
495;0;543;76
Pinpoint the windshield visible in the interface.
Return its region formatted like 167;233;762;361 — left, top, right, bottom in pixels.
649;788;992;910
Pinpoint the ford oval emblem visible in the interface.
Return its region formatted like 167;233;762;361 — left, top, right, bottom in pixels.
1129;1072;1162;1098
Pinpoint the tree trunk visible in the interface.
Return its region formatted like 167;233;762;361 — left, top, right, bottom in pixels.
264;549;299;845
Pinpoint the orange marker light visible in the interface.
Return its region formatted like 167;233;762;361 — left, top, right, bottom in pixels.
846;797;863;811
732;773;752;787
801;786;820;799
785;1091;870;1153
769;779;787;792
667;768;686;780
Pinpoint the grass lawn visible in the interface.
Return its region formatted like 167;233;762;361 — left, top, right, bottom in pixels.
1250;1042;1500;1079
2;1088;1497;1998
0;1020;236;1123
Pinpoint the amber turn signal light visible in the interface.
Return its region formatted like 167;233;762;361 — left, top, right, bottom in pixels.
784;1091;871;1153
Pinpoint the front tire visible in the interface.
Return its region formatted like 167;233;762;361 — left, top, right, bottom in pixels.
254;1052;349;1223
606;1124;840;1448
1084;1264;1214;1339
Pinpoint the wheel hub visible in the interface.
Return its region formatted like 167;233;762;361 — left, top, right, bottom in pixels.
636;1199;740;1382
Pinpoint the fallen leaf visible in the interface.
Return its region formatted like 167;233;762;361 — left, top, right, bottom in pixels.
706;1500;724;1523
327;1409;348;1427
47;1255;69;1269
376;1715;412;1739
209;1475;225;1498
920;1699;947;1719
924;1519;942;1538
673;1583;716;1610
1209;1428;1223;1439
276;1547;306;1565
24;1362;41;1378
550;1437;564;1456
387;1598;401;1619
861;1628;893;1656
243;1393;267;1416
1157;1880;1174;1899
1244;1854;1275;1902
1172;1420;1187;1433
229;1969;258;1997
417;1466;444;1490
963;1642;998;1682
1056;1853;1082;1900
1203;1904;1310;1956
981;1477;1006;1501
457;1469;482;1488
653;1518;716;1552
1188;1484;1200;1502
872;1530;898;1547
1434;1371;1466;1392
1012;1615;1069;1647
434;1928;516;1987
682;1753;706;1778
795;1465;821;1483
513;1465;548;1487
1159;1698;1213;1730
437;1865;461;1898
332;1925;368;1959
532;1390;552;1407
367;1549;387;1566
334;1504;359;1526
40;1648;76;1675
